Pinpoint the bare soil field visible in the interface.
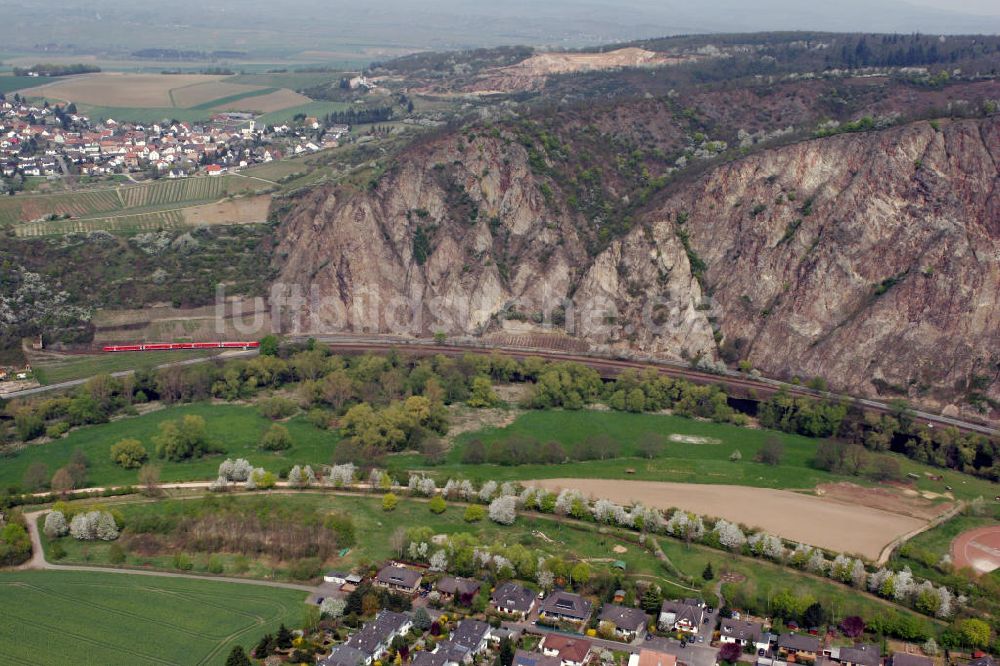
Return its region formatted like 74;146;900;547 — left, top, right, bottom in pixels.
168;80;265;108
181;195;272;226
528;478;927;559
817;482;954;521
214;88;311;113
951;526;1000;573
23;73;228;107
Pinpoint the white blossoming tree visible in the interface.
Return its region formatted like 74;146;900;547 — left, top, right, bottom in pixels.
479;480;498;503
328;463;356;488
488;495;517;525
714;519;746;550
429;550;449;571
321;597;346;619
43;511;69;538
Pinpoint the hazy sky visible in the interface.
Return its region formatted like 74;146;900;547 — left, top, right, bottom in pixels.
905;0;1000;15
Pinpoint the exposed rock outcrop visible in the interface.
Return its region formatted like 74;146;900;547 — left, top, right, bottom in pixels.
275;116;1000;418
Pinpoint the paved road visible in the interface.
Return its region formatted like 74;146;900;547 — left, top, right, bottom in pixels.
18;509;315;592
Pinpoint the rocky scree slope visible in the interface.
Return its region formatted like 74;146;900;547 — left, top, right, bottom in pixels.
275;116;999;417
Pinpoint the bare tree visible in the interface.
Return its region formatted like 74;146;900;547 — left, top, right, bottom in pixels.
138;464;161;497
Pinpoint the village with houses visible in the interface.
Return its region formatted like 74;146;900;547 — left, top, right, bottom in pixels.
280;562;996;666
0;93;350;189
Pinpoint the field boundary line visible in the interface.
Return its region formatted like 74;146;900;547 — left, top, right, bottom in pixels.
877;501;966;565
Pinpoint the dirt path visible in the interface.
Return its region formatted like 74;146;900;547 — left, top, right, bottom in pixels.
528;478;926;560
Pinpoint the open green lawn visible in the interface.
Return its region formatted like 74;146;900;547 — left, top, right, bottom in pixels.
42;492;936;626
256;101;350;125
0;569;306;666
1;403;339;489
75;104;216;124
0;74;49;93
393;410;999;502
192;87;279;110
32;350;224;385
225;72;345;90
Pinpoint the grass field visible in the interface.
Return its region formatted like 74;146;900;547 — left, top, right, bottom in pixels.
0;570;306;666
0;403;340;489
225;72;345;90
256;101;351;125
191;87;279;110
395;410;999;503
0;74;50;93
39;493;938;625
31;350;224;385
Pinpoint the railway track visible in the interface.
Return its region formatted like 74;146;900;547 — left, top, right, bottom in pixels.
3;334;996;436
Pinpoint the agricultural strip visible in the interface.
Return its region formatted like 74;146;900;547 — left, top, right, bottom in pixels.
0;570;306;666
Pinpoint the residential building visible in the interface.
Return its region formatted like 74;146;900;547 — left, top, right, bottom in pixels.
598;604;649;639
889;655;934;666
437;576;481;603
491;582;536;619
412;651;451;666
375;565;423;594
629;649;678;666
720;618;767;649
451;619;492;655
539;591;593;624
540;635;593;666
322;645;370;666
324;571;348;585
513;649;562;666
658;600;704;633
837;645;881;666
777;634;821;661
341;610;412;663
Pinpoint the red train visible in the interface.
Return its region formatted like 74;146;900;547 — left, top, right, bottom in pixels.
102;341;260;352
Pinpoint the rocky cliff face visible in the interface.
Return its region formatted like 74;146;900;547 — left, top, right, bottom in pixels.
275;116;999;418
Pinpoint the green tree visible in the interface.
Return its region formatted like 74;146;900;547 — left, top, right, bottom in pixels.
702;562;714;581
110;438;148;469
275;624;293;649
570;562;591;587
467;376;500;408
464;505;485;522
258;335;280;357
957;619;991;648
259;424;293;451
225;646;252;666
153;415;210;461
428;495;446;514
383;493;398;511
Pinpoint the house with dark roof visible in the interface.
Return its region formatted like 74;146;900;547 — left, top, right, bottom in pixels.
513;649;562;666
540;591;593;623
437;576;481;603
342;610;413;662
541;634;593;666
599;604;649;639
890;654;934;666
321;645;370;666
491;582;537;619
490;626;523;647
720;619;766;649
658;600;704;634
412;651;450;666
451;619;492;655
433;641;473;666
837;645;881;666
375;565;423;594
778;634;821;661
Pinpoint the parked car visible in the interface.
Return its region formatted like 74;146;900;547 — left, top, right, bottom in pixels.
758;649;766;657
